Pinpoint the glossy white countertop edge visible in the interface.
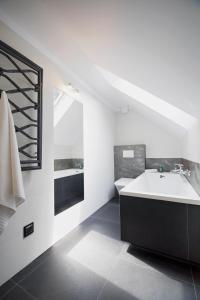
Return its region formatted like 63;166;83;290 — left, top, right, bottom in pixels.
54;169;84;179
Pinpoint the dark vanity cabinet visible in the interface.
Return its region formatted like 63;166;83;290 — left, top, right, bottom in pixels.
54;173;84;215
188;205;200;263
120;195;200;264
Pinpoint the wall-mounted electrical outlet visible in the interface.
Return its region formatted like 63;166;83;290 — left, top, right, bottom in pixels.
23;222;34;238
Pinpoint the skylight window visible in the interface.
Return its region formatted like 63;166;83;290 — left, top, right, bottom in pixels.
97;66;196;130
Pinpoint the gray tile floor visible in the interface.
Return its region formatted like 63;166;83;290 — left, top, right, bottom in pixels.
1;200;200;300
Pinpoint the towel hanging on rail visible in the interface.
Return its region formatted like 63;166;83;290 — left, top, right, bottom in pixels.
0;91;25;234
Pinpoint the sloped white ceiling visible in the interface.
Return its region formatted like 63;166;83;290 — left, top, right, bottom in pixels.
1;0;200;137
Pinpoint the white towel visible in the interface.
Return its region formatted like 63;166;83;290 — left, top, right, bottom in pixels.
0;91;25;234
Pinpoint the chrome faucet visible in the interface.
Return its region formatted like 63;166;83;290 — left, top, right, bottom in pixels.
182;169;191;176
171;163;191;177
175;163;184;172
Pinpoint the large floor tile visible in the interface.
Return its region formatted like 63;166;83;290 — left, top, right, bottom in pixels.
99;258;196;300
91;202;120;224
12;248;54;284
18;254;107;300
18;216;123;300
120;245;193;285
53;217;123;259
2;285;36;300
98;281;136;300
0;280;16;299
109;196;119;204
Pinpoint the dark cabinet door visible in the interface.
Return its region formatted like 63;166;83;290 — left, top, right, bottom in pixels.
120;196;188;260
54;174;84;214
54;178;64;206
188;205;200;264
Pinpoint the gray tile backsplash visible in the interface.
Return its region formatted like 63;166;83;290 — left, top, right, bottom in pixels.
71;159;84;169
182;159;200;196
145;158;182;172
146;158;200;196
54;159;84;171
114;145;146;180
54;159;72;171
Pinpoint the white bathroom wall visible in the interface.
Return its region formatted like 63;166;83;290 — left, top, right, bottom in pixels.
182;121;200;164
115;110;182;158
0;21;115;285
54;144;84;159
54;145;73;159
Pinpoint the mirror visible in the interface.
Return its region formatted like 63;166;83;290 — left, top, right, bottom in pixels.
54;90;84;215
